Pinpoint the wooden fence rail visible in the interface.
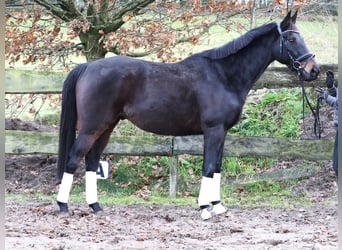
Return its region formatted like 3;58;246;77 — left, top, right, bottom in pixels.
5;65;337;196
5;130;333;160
5;64;338;94
5;130;334;197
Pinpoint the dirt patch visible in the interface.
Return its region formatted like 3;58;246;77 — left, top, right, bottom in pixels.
300;105;336;139
5;116;338;249
5;118;59;132
5;198;338;249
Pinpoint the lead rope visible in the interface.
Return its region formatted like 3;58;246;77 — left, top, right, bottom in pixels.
277;23;321;138
300;77;322;139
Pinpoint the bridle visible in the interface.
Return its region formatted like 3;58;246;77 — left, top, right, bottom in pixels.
277;23;322;139
276;23;315;74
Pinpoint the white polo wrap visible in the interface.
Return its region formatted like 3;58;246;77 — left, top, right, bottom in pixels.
57;172;74;203
211;173;221;202
198;176;213;207
86;171;98;205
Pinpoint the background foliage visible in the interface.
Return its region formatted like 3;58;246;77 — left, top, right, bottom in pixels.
5;0;337;70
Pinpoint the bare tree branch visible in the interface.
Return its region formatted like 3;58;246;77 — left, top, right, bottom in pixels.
33;0;81;21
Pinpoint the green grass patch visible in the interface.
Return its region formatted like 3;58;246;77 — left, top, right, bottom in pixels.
230;88;309;138
5;177;312;209
221;157;275;177
5;191;197;207
6;193;55;202
222;180;312;208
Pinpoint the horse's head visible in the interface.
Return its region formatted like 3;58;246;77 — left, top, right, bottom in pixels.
274;11;320;81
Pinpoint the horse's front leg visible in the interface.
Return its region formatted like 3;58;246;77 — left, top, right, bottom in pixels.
198;125;227;220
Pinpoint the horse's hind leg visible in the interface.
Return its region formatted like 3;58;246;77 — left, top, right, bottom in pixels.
84;125;115;213
56;123;115;214
56;133;99;214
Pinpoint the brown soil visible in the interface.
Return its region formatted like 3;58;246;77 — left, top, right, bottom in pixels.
5;198;338;250
5;112;338;249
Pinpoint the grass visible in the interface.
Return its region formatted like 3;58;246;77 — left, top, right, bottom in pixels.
5;177;312;209
230;88;306;138
174;15;337;64
5;192;198;207
222;180;312;208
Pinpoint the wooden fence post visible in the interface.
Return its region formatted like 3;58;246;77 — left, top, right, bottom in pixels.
169;155;178;197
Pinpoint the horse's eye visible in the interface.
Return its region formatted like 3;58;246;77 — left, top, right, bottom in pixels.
288;37;296;43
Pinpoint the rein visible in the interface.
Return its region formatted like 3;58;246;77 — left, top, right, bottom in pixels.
299;75;322;139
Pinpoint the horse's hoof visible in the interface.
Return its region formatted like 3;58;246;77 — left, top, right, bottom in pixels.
89;202;103;213
58;211;70;218
57;201;69;213
212;202;227;215
200;207;215;220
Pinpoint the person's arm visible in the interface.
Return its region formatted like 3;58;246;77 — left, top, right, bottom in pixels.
326;93;338;109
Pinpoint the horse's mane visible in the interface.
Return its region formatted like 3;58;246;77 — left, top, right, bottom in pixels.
201;22;278;59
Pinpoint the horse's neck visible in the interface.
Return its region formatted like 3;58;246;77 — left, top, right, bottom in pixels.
221;39;275;99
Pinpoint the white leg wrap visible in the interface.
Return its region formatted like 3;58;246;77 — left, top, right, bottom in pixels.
86;171;98;205
57;172;74;203
211;173;221;202
198;177;213;207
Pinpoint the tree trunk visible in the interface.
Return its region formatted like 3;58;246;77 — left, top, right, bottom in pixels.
79;28;107;62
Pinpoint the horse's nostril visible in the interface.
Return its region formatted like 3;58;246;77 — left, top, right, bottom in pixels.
311;66;320;77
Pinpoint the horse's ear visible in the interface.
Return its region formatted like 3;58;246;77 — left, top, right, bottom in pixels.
280;11;292;30
291;10;298;24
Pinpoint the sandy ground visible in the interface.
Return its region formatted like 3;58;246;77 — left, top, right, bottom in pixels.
5;195;338;250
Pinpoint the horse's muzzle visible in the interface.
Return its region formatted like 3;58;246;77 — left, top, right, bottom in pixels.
300;59;320;81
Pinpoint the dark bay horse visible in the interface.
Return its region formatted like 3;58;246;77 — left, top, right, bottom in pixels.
56;11;319;220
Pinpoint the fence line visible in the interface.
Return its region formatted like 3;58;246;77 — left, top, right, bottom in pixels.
6;130;334;197
5;64;338;94
5;130;333;160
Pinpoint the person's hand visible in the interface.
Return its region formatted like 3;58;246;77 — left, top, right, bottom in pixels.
325;70;334;88
315;87;328;101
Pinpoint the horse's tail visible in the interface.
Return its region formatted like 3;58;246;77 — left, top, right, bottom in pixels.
56;63;88;184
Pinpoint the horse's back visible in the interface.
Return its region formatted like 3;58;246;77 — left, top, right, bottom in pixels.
77;55;207;97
